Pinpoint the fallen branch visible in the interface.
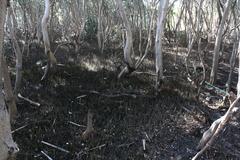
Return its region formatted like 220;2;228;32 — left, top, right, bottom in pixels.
118;142;134;148
87;90;137;98
131;71;157;76
41;141;70;153
41;151;53;160
192;96;240;160
88;144;106;151
18;93;41;107
11;124;28;134
68;121;86;128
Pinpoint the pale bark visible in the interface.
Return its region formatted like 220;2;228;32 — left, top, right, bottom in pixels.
36;1;42;44
116;0;134;78
185;0;203;74
210;0;231;84
0;0;18;159
82;109;94;140
135;2;156;69
155;0;169;88
41;0;57;80
226;33;238;93
237;37;240;97
193;94;240;160
97;0;104;53
7;7;22;95
70;0;86;52
2;56;17;122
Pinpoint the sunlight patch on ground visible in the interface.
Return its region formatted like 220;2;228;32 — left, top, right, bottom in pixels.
78;54;115;71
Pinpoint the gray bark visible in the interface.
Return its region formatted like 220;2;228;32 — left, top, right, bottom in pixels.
210;0;231;84
0;0;19;159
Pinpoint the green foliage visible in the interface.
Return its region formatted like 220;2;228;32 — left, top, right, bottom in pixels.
84;16;97;40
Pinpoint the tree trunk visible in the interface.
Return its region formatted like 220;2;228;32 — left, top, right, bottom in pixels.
2;56;17;122
97;0;103;53
7;7;22;95
116;0;134;78
135;2;156;69
36;1;42;44
210;0;231;84
41;0;57;80
0;0;18;159
155;0;169;89
237;38;240;97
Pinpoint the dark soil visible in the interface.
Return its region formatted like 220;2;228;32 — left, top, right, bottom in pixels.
4;42;240;160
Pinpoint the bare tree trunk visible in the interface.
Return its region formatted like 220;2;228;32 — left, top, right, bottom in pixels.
36;1;42;44
135;2;156;69
41;0;57;80
97;0;103;53
237;40;240;97
210;0;231;84
116;0;134;78
138;1;143;57
2;56;17;122
0;0;18;159
7;7;22;95
226;33;238;93
155;0;169;89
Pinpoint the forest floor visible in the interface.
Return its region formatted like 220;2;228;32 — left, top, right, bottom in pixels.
4;41;240;160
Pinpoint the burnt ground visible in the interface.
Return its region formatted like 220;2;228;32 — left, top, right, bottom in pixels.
4;42;240;160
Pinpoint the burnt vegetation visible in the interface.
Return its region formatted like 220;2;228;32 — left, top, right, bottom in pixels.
1;0;240;160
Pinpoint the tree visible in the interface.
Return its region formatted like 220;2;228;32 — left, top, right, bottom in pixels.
0;0;18;159
41;0;57;80
155;0;169;89
116;0;135;78
210;0;231;84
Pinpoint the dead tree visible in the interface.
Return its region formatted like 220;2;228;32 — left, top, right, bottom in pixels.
41;0;57;80
210;0;231;84
116;0;135;79
0;0;19;159
155;0;169;89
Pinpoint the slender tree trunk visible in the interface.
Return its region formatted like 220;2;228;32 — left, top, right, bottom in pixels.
135;3;156;69
0;0;18;159
7;7;22;95
41;0;57;80
237;40;240;97
2;56;17;122
116;0;134;78
36;1;41;44
155;0;169;89
226;33;238;93
97;0;104;53
210;0;231;84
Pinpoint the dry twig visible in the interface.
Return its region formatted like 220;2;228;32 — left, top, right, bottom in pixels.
18;93;41;107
